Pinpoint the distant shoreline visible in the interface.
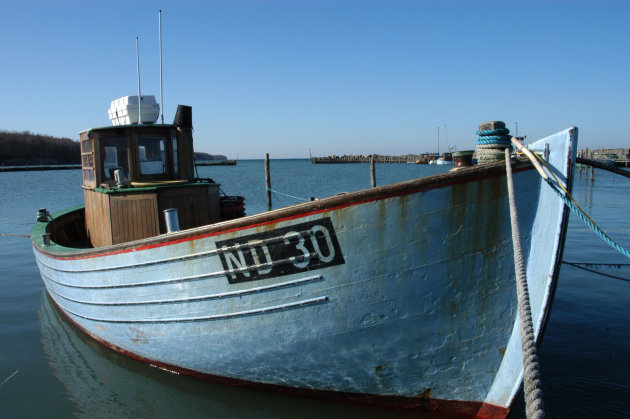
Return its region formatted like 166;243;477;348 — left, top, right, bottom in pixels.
0;164;81;172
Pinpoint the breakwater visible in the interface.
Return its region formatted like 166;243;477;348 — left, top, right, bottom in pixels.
311;154;430;164
195;160;237;166
579;148;630;167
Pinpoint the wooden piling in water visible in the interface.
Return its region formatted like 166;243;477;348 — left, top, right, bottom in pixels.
265;153;272;210
370;156;376;187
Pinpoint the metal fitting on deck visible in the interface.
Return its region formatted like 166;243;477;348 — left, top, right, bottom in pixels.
163;208;180;233
36;208;51;223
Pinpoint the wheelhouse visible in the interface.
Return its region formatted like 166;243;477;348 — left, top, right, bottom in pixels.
78;105;222;247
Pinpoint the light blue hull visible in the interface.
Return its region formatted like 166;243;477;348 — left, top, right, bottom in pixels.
32;129;577;415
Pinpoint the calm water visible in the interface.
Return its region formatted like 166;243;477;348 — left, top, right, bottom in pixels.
0;160;628;418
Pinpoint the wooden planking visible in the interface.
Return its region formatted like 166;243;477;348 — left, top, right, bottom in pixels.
207;185;221;223
84;184;219;247
176;128;196;181
110;193;159;244
158;186;209;232
84;189;112;248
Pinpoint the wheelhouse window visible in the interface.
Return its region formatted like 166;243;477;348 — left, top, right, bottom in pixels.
138;137;167;176
101;137;129;181
172;136;179;177
80;136;95;185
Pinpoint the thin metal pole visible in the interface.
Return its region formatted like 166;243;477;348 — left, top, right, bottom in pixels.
136;37;142;124
437;126;440;156
265;153;272;210
159;10;164;124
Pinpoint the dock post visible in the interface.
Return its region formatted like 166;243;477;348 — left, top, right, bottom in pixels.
265;153;272;210
370;156;376;187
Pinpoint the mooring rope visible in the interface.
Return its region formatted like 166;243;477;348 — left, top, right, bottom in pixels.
0;233;30;238
0;370;19;386
266;187;310;202
510;138;630;261
523;146;630;260
564;262;630;267
562;261;630;282
545;178;630;259
505;148;546;419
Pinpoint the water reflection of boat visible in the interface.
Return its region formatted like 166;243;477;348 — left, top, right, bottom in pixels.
40;291;205;417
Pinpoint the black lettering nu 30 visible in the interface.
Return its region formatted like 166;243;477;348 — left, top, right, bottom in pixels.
216;218;345;284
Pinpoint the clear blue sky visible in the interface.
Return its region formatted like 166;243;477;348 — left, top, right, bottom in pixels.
1;0;628;158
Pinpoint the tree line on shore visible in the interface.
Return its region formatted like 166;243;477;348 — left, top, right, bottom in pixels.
0;130;227;166
0;130;80;166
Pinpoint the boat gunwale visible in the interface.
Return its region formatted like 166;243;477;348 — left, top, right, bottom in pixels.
531;131;577;350
32;159;534;260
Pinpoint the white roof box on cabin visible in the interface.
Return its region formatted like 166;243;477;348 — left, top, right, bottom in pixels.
108;95;160;125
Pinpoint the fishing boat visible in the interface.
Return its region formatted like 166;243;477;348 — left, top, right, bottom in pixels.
31;101;577;418
429;152;455;165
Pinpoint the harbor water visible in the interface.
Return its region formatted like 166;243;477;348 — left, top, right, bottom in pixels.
1;160;628;418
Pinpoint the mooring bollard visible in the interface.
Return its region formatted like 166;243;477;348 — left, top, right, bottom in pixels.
475;121;511;164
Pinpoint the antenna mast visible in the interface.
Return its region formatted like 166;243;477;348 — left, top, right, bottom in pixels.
136;37;142;124
159;10;164;124
437;126;440;155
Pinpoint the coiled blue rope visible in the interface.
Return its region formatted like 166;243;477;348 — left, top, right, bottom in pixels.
477;128;511;147
477;128;510;136
477;136;513;145
546;178;630;259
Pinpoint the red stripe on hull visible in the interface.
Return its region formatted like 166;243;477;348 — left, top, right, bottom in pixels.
38;163;534;262
47;295;509;419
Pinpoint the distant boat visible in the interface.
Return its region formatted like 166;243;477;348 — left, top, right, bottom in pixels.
429;152;455;165
31;96;578;418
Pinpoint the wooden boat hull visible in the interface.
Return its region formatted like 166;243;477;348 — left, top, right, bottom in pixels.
32;129;577;417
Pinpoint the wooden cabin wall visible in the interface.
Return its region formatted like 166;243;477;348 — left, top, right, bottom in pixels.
110;193;159;244
84;184;220;247
84;189;112;248
207;185;221;223
157;185;220;232
85;189;160;246
177;128;196;181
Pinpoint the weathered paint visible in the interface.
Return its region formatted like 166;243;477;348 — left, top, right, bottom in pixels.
32;128;577;417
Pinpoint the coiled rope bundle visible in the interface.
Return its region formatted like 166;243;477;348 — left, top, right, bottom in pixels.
476;121;511;164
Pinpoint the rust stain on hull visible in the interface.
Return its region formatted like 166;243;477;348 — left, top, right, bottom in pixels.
417;387;432;399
